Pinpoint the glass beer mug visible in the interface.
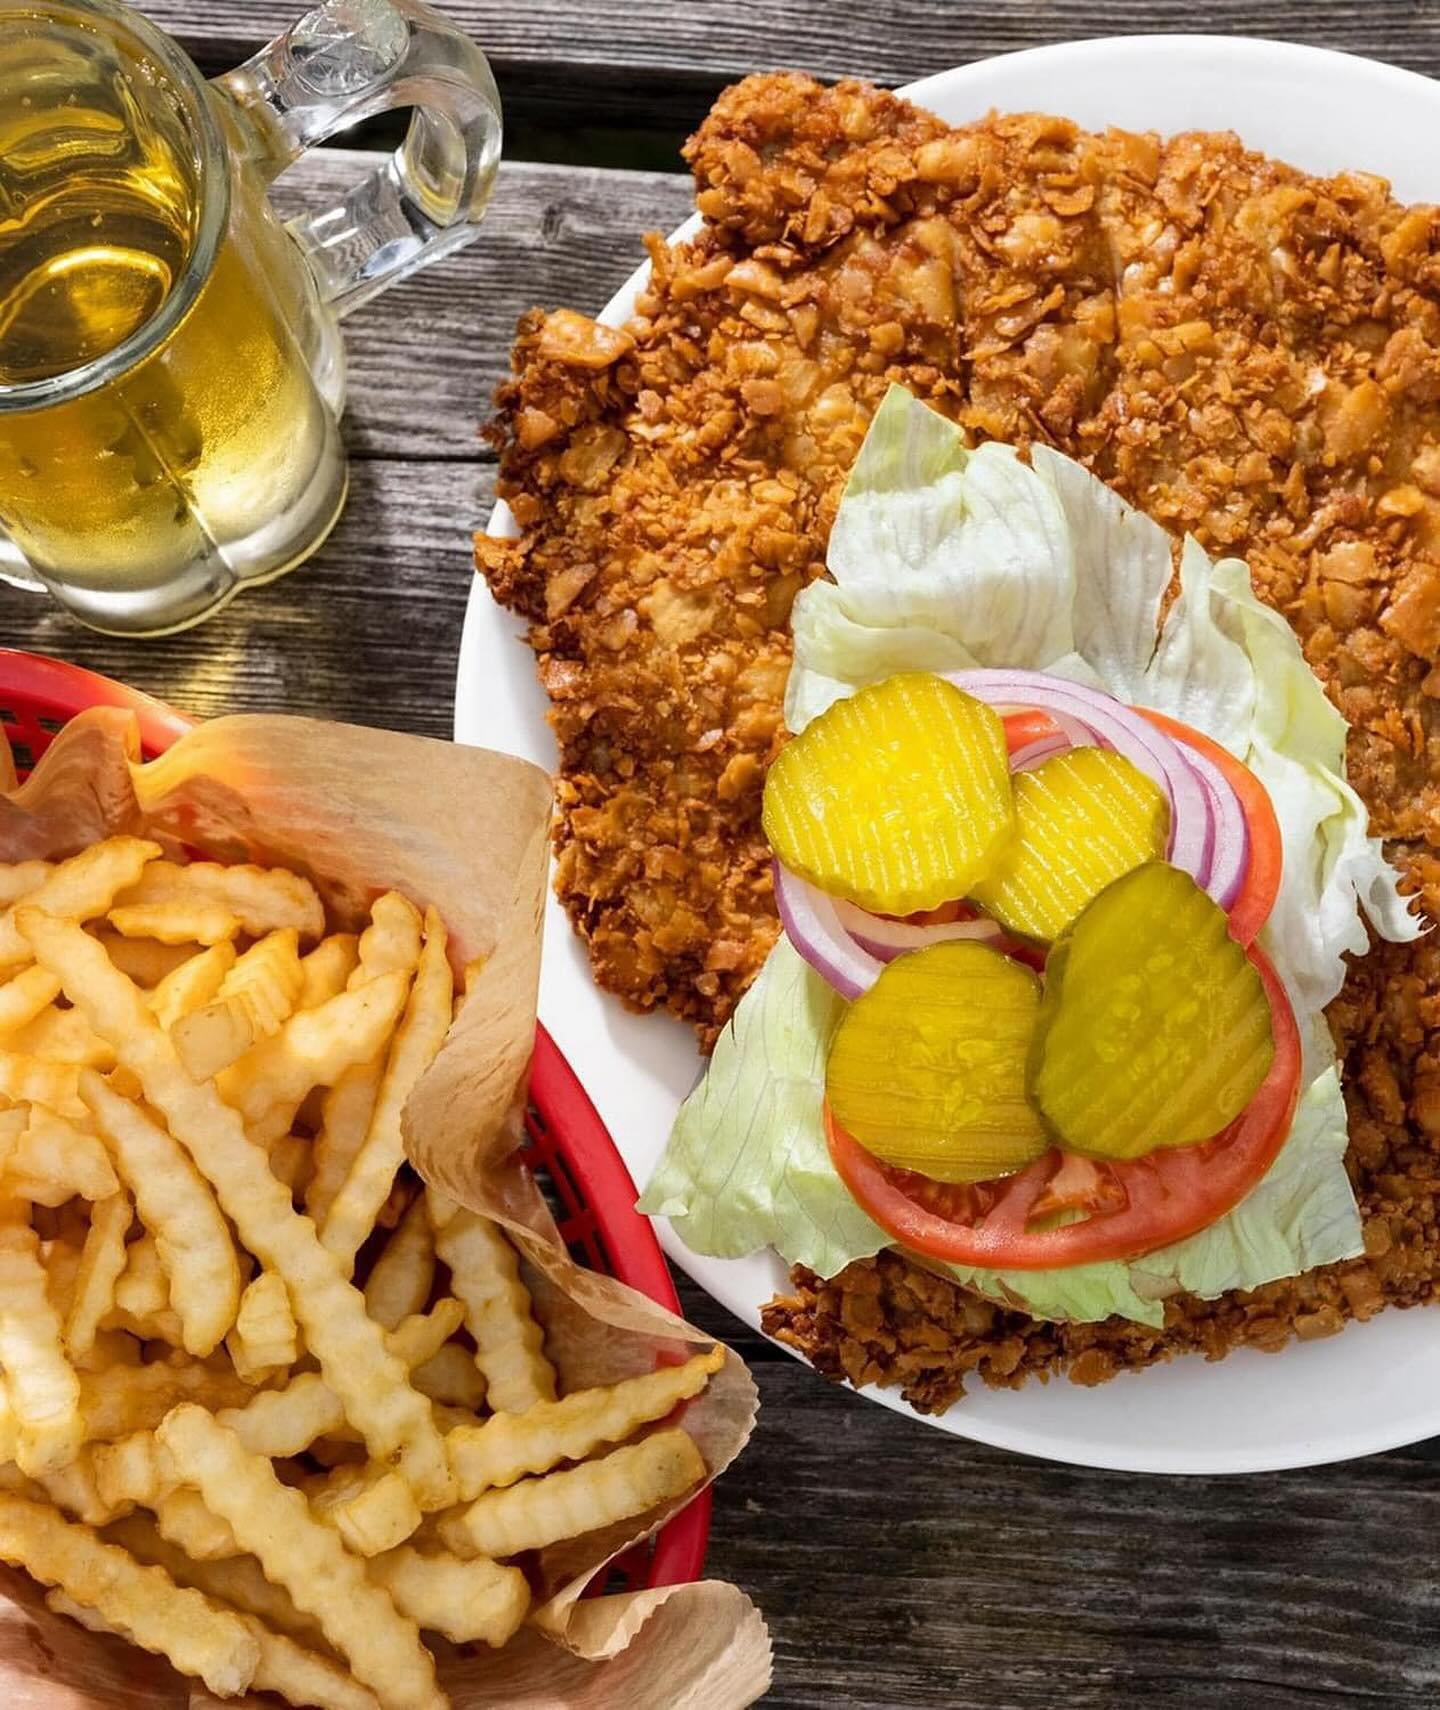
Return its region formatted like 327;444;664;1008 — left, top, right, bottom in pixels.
0;0;501;633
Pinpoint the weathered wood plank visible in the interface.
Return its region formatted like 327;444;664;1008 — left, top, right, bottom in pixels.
142;1;1440;159
702;1353;1440;1708
0;458;485;728
263;153;693;461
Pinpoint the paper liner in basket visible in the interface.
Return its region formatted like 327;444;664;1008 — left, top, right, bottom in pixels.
0;709;769;1710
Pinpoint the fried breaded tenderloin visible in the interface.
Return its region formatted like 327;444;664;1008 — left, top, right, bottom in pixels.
486;72;1440;1397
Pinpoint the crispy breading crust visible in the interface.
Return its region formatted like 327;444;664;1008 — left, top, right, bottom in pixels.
483;72;1440;1401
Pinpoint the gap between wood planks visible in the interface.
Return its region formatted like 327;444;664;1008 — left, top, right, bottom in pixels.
137;2;1440;174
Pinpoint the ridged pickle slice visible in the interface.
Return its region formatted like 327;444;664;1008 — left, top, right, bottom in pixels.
825;940;1050;1183
763;673;1014;915
1030;862;1275;1160
969;748;1169;943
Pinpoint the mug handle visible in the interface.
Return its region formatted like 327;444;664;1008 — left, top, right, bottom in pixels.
213;0;502;319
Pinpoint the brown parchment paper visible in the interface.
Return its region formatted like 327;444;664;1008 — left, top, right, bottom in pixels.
0;709;769;1710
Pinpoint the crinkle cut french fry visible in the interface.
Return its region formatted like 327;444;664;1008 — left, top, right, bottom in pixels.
146;941;236;1033
81;1068;240;1358
304;898;420;1219
321;910;453;1267
155;1487;240;1563
269;1133;312;1197
216;971;410;1137
362;1192;434;1331
45;1584;113;1633
0;1051;83;1119
1;1453;121;1528
299;933;360;1010
218;928;303;1028
0;860;51;908
448;1347;725;1500
0;1217;82;1475
104;1510;326;1647
0;838;162;970
0;1389;17;1464
113;1233;168;1318
445;1429;707;1560
246;1619;381;1710
93;932;199;988
91;1427;174;1509
8;1110;118;1204
0;964;62;1035
215;1301;465;1460
411;1344;486;1411
78;1355;252;1444
64;1192;131;1360
107;903;242;947
50;1582;382;1710
0;1491;260;1696
306;1462;422;1557
114;859;325;941
351;894;424;986
369;1547;530;1647
157;1407;441;1710
20;912;450;1503
73;1327;140;1371
6;1004;114;1068
227;1271;298;1382
172;928;304;1080
306;1058;382;1226
429;1195;556;1413
43;1236;82;1322
391;1297;466;1368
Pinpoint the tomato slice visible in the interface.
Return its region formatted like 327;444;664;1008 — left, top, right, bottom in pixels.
826;941;1301;1270
1137;708;1283;946
1002;709;1066;751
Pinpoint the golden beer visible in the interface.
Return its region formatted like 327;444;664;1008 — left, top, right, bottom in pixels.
0;0;502;633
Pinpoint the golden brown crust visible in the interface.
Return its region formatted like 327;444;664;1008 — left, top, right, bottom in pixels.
483;72;1440;1398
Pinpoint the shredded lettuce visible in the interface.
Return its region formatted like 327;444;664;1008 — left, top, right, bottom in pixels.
645;383;1422;1324
638;938;889;1277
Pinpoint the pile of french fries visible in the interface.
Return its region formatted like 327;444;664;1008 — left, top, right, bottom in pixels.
0;838;721;1709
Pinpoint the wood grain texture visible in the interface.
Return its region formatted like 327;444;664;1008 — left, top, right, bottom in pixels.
141;0;1440;151
262;155;694;461
699;1343;1440;1710
7;22;1440;1707
136;1;1440;171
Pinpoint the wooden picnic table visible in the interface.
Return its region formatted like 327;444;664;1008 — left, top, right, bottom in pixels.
5;5;1440;1705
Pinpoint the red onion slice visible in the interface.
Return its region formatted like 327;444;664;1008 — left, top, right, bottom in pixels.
948;670;1215;887
1180;743;1250;910
1009;734;1073;773
774;863;884;1000
834;898;1004;963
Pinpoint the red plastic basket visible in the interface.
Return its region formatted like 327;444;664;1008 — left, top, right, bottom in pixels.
0;647;710;1592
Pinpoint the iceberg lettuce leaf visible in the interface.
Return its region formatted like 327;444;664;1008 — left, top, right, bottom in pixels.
638;938;890;1276
645;384;1417;1326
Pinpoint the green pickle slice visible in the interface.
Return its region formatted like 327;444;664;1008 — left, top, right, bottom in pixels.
1029;862;1275;1160
969;747;1169;943
763;672;1014;915
826;940;1050;1183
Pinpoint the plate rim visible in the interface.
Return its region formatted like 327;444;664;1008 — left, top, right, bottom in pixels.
459;33;1440;1472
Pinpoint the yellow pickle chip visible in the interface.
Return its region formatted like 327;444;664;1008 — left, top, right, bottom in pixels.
1029;862;1275;1161
969;747;1169;943
763;673;1014;915
825;939;1050;1183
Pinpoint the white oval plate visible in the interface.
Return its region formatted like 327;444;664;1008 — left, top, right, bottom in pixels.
458;35;1440;1472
